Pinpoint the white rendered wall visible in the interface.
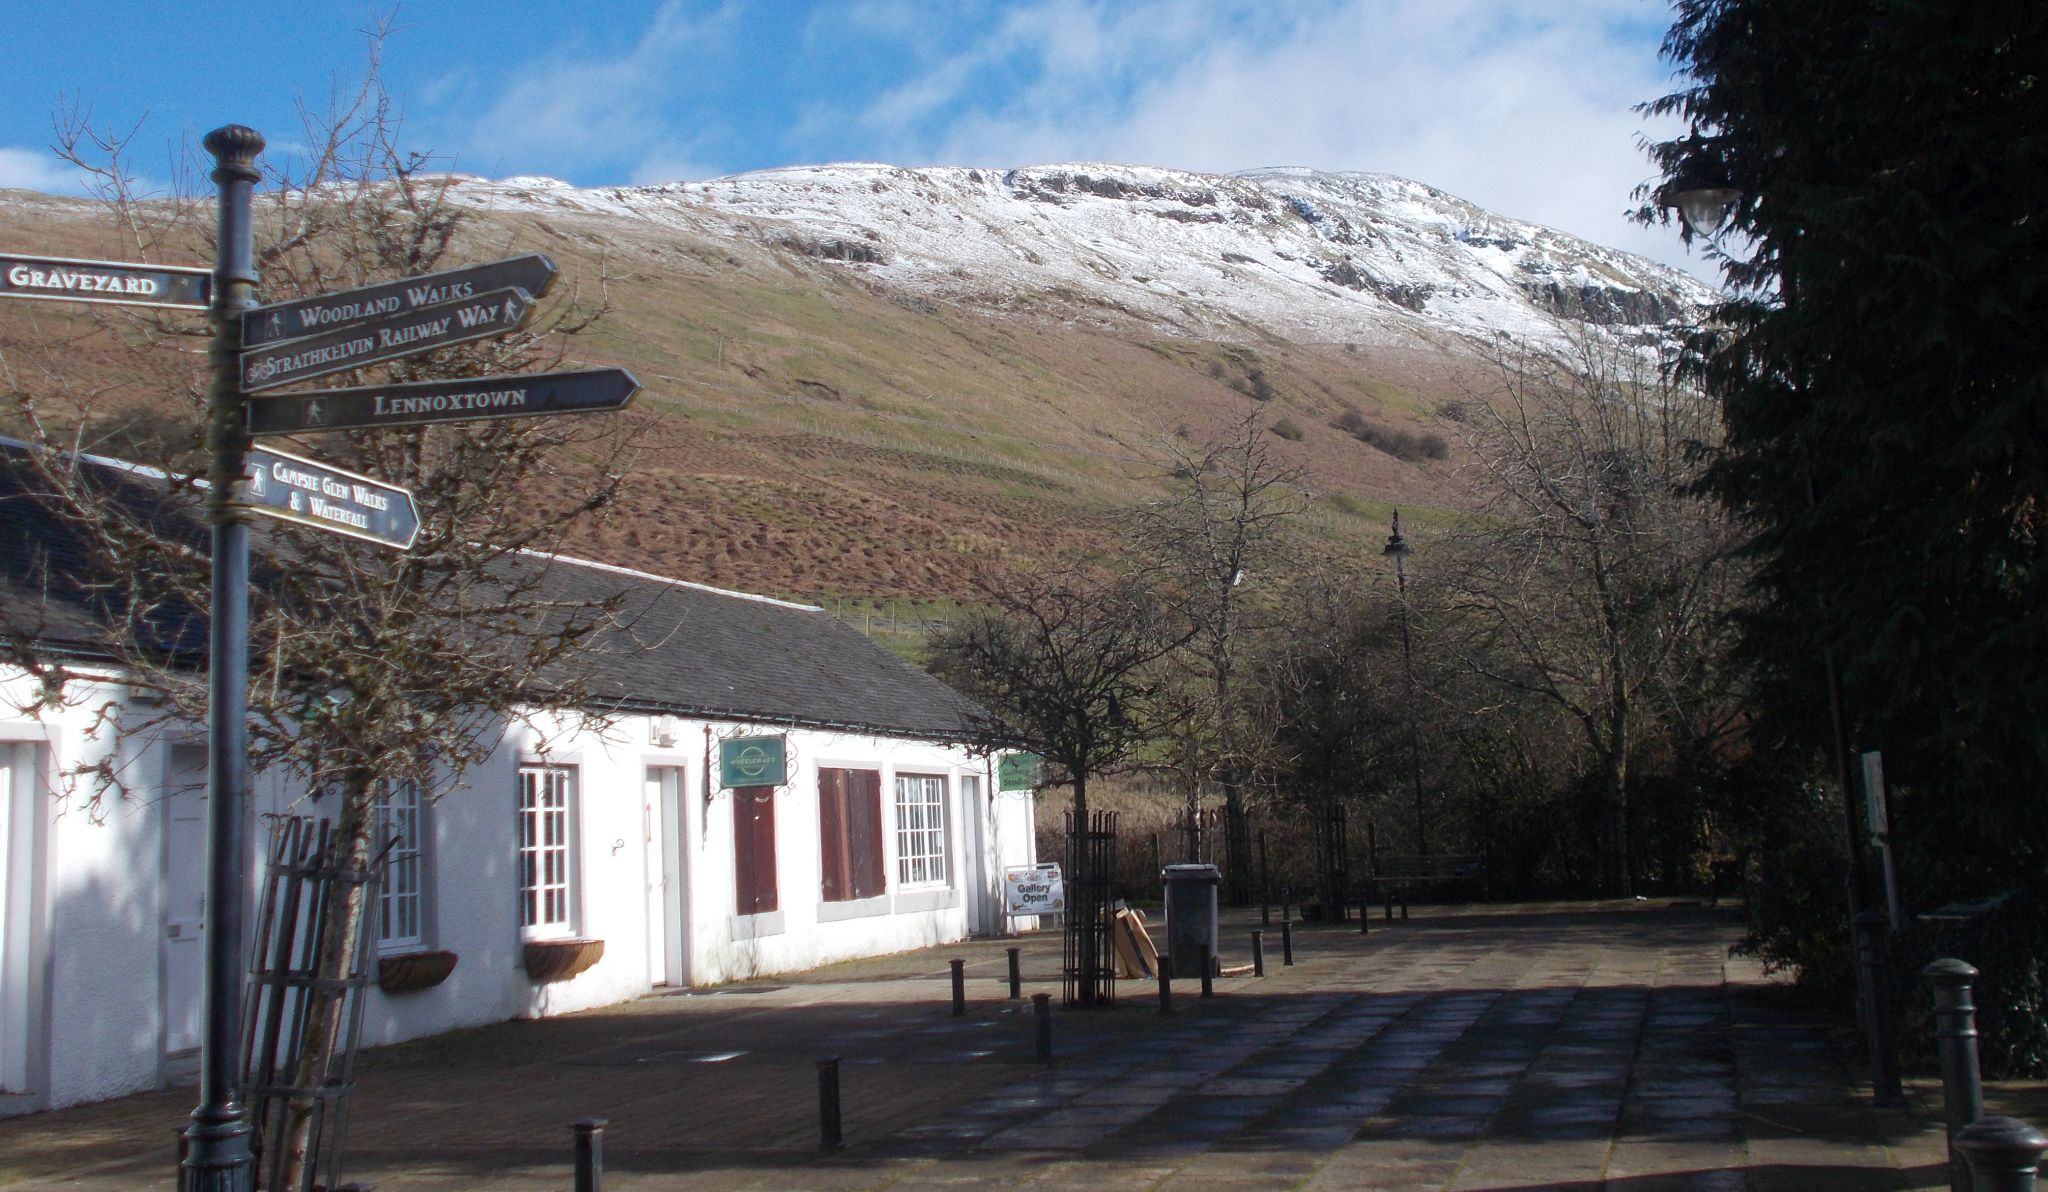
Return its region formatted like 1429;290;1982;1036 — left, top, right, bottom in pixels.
1;669;1027;1110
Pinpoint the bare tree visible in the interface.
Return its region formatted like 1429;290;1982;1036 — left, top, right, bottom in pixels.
1127;411;1304;901
1437;336;1742;896
928;562;1186;1002
1244;570;1409;913
2;43;640;1187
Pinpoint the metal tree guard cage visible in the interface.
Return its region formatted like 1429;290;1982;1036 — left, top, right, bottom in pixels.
241;815;383;1192
1062;809;1119;1006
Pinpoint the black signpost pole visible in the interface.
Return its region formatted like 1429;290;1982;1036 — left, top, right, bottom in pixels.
182;123;262;1192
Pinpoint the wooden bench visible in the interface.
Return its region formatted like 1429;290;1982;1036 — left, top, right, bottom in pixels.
1370;854;1487;920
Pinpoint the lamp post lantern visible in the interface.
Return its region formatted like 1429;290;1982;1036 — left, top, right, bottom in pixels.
1384;511;1427;856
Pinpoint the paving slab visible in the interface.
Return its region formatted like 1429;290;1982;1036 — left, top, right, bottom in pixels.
2;899;2039;1189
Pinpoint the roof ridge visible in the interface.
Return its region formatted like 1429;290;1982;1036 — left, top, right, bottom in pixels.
515;547;824;612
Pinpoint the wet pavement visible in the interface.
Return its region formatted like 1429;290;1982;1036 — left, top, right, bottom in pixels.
4;899;2032;1190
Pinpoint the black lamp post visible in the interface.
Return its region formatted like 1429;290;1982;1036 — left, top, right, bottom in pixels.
1384;511;1426;856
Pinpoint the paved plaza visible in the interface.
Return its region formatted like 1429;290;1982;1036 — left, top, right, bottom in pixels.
4;900;2037;1190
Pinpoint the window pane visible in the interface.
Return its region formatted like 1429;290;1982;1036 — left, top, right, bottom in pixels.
518;766;575;933
894;775;949;887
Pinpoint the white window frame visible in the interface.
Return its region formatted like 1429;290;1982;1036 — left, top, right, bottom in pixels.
372;779;426;953
893;773;950;888
518;765;578;939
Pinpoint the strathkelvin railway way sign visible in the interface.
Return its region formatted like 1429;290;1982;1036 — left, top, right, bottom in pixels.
0;251;211;310
240;253;557;348
241;287;535;393
241;445;420;550
246;367;640;436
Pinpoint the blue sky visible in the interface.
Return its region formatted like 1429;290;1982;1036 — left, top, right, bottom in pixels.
0;1;1707;275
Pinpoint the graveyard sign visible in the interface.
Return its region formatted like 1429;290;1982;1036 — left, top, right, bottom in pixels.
241;287;536;393
240;446;420;550
247;368;640;436
241;253;557;348
0;251;211;310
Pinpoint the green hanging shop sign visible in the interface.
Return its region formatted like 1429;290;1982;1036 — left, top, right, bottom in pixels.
719;735;787;788
997;752;1042;792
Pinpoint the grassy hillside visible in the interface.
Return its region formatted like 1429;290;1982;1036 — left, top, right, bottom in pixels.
0;190;1483;604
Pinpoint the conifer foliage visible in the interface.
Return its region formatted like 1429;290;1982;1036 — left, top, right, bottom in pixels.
1641;0;2048;892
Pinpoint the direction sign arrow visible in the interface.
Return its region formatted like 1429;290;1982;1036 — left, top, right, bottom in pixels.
241;253;557;348
240;446;420;550
247;367;640;436
0;251;211;310
241;287;535;393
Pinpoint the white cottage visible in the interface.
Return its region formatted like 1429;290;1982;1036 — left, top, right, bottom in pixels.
0;451;1036;1113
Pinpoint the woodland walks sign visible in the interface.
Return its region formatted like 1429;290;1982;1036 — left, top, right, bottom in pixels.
240;254;557;348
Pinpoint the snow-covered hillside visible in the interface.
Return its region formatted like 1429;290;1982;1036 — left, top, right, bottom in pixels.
455;162;1715;351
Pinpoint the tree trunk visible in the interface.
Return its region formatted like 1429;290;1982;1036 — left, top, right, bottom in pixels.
1069;773;1099;1004
277;767;376;1191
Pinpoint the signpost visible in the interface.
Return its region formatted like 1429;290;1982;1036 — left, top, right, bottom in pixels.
0;251;211;309
7;131;623;1189
240;253;556;348
241;447;420;550
247;367;639;436
241;287;535;393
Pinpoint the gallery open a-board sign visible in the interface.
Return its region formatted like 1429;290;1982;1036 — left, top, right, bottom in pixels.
241;445;421;550
0;251;211;310
719;735;788;788
240;253;557;348
247;367;640;436
241;287;537;393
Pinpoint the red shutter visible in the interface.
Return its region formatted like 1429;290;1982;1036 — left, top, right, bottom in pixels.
818;769;848;901
734;786;778;915
849;769;886;899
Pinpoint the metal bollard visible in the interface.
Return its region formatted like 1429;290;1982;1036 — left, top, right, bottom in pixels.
1033;992;1053;1063
1928;959;1987;1192
1359;898;1370;934
817;1057;843;1150
573;1117;607;1192
1252;929;1266;978
1282;920;1295;966
1198;943;1214;998
1956;1116;2048;1192
1007;946;1022;999
951;958;966;1016
1157;954;1173;1015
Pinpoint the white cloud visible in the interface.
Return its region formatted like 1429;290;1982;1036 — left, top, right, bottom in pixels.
0;146;86;194
840;0;1709;277
425;1;739;178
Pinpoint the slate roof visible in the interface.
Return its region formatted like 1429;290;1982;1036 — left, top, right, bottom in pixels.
0;443;989;743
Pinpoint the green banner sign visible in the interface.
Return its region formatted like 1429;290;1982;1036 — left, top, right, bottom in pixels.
997;752;1042;792
719;735;787;788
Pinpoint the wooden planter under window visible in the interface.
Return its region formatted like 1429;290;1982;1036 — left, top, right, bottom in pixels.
523;938;605;983
377;950;459;994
